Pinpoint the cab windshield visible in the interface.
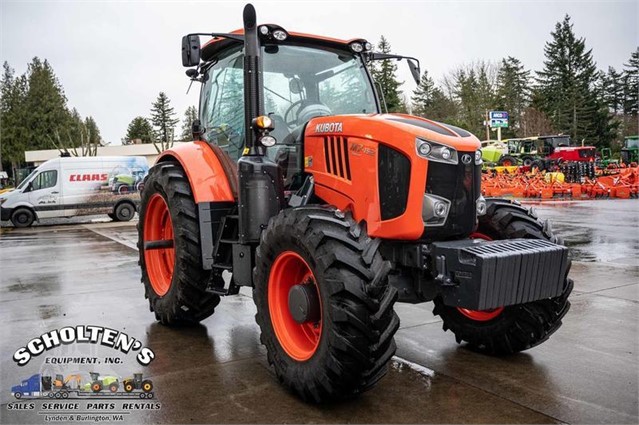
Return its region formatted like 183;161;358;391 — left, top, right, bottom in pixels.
199;44;378;160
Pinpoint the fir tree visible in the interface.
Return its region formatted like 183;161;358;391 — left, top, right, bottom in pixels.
411;69;458;122
0;62;28;172
23;58;71;151
370;36;403;113
411;70;437;116
495;57;531;137
180;106;199;140
534;15;604;144
150;92;179;152
623;49;639;116
125;117;154;144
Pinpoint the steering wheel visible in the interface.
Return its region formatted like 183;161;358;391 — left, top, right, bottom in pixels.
284;100;305;127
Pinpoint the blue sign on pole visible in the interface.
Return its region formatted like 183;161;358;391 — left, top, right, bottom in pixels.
489;111;509;128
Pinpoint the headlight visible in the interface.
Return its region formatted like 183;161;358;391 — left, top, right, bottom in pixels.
475;150;483;165
476;195;487;216
415;138;458;165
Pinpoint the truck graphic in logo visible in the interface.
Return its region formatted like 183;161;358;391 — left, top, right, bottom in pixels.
11;372;155;399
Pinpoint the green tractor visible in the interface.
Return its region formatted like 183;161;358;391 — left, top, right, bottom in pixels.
598;148;620;169
621;136;639;165
85;372;120;393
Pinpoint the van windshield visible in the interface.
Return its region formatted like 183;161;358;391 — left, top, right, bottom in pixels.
16;169;39;190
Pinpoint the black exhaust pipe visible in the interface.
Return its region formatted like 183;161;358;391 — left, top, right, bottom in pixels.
242;3;262;154
237;3;285;253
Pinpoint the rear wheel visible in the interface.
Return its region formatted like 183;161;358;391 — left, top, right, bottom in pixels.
498;155;518;167
433;199;573;355
91;382;102;393
253;207;399;402
521;156;534;167
109;383;118;393
138;161;220;325
142;380;153;393
114;202;135;222
11;208;35;228
531;159;546;172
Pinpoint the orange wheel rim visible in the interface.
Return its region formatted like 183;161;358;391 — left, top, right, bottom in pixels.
144;194;175;296
457;232;504;321
268;251;322;361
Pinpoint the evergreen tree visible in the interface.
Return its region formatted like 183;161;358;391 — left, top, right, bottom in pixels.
412;70;437;116
150;92;179;152
534;15;605;144
623;49;638;116
124;117;154;144
495;56;531;137
22;58;71;151
411;69;458;122
180;106;199;140
84;116;102;146
0;62;28;172
370;36;404;113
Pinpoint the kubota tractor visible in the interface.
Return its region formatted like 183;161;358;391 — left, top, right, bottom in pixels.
137;4;573;402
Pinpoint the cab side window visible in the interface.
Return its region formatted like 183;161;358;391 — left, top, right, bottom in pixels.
200;48;245;161
31;170;57;191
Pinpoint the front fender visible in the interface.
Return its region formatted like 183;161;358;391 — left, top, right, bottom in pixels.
157;141;236;203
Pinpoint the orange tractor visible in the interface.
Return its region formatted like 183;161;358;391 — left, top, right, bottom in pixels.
138;4;573;402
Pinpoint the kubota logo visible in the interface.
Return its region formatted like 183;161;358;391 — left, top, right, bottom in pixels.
69;174;108;182
315;122;343;133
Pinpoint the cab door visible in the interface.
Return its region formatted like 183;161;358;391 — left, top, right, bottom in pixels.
26;169;62;218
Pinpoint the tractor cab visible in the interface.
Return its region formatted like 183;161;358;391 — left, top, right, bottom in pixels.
193;28;385;191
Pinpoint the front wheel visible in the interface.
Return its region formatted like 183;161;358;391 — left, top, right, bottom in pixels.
433;199;573;355
253;207;399;402
138;161;220;325
11;208;35;228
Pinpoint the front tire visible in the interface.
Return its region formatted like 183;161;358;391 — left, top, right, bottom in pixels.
253;207;399;402
138;161;220;325
11;208;35;228
433;199;573;355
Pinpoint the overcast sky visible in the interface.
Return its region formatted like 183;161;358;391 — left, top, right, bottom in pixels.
1;0;636;145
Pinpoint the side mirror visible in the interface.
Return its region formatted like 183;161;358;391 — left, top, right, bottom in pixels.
24;181;33;193
182;35;201;67
407;59;421;85
192;119;204;141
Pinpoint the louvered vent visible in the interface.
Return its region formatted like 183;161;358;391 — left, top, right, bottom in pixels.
323;136;351;180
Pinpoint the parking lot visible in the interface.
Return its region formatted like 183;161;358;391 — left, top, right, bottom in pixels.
1;199;637;424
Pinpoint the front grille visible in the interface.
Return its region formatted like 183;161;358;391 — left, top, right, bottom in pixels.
323;136;351;180
424;153;481;240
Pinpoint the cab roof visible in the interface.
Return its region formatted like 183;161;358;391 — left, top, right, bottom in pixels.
201;27;367;62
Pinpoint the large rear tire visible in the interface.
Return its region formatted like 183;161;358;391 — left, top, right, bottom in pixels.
253;207;399;402
138;161;220;325
433;198;573;355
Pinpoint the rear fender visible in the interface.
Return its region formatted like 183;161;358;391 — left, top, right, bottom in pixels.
157;141;236;203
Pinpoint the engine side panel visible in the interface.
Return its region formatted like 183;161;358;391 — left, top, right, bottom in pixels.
303;114;480;240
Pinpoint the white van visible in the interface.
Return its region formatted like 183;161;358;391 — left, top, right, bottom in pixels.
0;156;149;227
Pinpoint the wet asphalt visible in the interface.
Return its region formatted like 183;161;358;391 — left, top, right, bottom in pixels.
0;199;637;424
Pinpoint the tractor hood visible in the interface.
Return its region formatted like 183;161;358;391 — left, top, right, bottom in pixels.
305;113;481;155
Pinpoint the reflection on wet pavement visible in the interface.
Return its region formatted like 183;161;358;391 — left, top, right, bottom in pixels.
1;199;637;423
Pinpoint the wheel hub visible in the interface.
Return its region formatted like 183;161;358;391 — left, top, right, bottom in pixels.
288;281;321;324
